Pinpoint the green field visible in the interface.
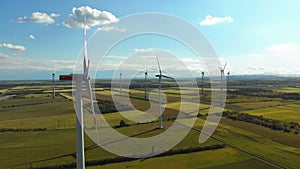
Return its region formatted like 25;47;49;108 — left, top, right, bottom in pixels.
1;78;300;168
274;87;300;93
87;148;274;169
243;103;300;122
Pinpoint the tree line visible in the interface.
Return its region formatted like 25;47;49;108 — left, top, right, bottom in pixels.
223;111;299;134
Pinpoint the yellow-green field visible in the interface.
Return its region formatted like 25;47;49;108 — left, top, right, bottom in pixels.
274;87;300;93
243;103;300;122
87;148;274;169
1;81;300;169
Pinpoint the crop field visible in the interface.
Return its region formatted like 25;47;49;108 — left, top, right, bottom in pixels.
225;101;283;111
274;87;300;93
243;104;300;122
0;78;300;169
213;123;300;168
87;148;274;169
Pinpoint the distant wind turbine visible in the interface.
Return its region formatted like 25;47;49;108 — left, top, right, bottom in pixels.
219;62;227;103
120;72;122;94
227;71;230;93
52;72;55;99
155;54;173;129
144;68;148;100
201;71;204;95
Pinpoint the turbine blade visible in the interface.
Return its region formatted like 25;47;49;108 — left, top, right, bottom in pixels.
155;74;174;79
85;78;99;144
223;62;227;70
83;15;88;75
83;14;99;145
161;75;174;79
155;53;161;74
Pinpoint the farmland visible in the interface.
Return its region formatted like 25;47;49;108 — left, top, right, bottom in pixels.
0;77;300;168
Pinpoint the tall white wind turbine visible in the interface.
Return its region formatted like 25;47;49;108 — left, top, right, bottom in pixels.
75;15;99;169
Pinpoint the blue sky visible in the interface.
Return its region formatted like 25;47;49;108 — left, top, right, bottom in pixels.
0;0;300;80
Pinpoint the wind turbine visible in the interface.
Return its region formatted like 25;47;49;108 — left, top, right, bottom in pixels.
219;62;227;103
119;72;122;94
227;71;230;93
144;67;148;100
52;72;55;99
74;15;98;169
201;71;204;95
155;54;173;129
58;14;98;169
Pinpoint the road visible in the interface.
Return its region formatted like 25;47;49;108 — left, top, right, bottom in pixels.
188;124;286;169
0;95;16;101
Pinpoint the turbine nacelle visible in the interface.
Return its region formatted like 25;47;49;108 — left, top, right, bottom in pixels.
219;62;227;76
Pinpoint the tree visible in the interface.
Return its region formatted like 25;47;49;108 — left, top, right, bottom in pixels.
119;120;128;127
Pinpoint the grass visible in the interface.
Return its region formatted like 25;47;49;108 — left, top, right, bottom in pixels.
205;158;275;169
166;102;209;112
0;120;221;169
0;95;67;107
0;113;76;129
87;148;274;169
1;81;300;169
100;112;139;127
243;104;300;122
212;121;300;169
220;117;300;148
0;101;74;121
0;129;77;169
226;95;282;103
275;87;300;93
225;101;283;111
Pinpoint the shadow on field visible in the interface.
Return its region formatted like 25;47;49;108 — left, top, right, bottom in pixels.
13;127;158;168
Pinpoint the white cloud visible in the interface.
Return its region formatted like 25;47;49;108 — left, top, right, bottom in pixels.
0;52;10;59
97;26;126;32
0;55;75;71
62;6;119;28
230;42;300;75
134;48;157;54
18;12;60;24
0;43;26;51
29;34;35;40
105;55;127;59
267;43;298;53
50;13;60;18
200;15;234;26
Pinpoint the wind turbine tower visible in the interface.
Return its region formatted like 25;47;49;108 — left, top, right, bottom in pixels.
58;9;99;169
219;63;227;103
144;68;148;100
227;71;230;92
52;72;55;99
155;54;173;129
120;72;122;94
201;71;204;95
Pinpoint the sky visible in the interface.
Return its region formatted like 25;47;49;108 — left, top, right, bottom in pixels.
0;0;300;80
